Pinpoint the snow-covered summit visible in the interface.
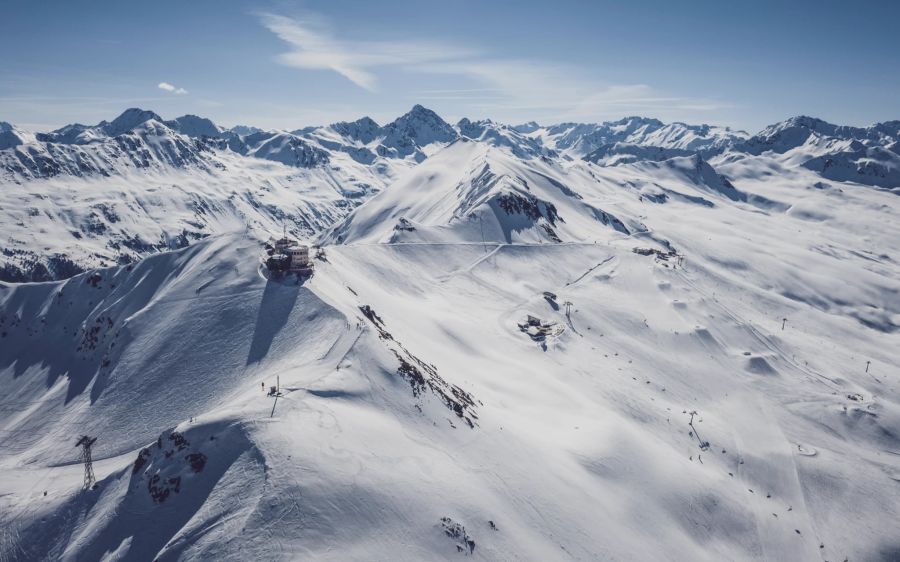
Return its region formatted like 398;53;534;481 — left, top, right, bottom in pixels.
511;120;541;134
527;116;747;158
227;124;263;137
32;108;166;145
105;108;165;137
385;104;457;145
729;116;900;189
0;121;36;149
165;114;224;138
377;104;458;160
738;115;900;155
329;116;381;144
456;118;549;159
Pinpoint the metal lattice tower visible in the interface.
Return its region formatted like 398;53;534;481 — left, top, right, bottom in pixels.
75;435;97;489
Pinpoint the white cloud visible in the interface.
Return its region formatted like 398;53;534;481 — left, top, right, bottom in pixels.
259;13;474;91
158;82;188;95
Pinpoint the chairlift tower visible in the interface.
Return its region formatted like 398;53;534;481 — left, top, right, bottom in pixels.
75;435;97;489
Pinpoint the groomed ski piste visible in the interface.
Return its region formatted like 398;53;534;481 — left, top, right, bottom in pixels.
2;124;900;561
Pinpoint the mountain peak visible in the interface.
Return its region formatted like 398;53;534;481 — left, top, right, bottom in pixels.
0;121;35;149
395;104;446;123
228;125;263;136
351;116;380;128
331;116;381;143
610;116;665;129
512;121;541;134
166;114;222;138
105;108;164;136
382;104;456;149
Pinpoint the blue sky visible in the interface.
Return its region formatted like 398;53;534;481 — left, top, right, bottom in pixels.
2;0;898;132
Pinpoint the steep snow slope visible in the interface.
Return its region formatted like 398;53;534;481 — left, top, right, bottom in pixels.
0;105;466;281
2;117;223;181
729;116;900;190
324;139;642;246
0;148;383;282
0;122;36;150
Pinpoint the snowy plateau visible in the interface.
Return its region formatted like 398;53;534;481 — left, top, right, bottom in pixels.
0;105;899;561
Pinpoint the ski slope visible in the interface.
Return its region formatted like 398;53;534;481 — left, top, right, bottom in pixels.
1;106;899;561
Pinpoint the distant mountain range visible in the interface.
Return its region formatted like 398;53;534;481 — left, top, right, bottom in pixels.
1;105;897;281
4;105;897;181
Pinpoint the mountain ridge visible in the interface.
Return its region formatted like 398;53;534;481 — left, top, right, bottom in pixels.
2;106;898;281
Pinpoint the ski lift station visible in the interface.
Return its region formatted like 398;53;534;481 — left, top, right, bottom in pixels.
266;235;313;275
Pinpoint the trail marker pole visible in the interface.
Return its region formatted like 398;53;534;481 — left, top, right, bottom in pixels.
866;361;871;373
75;436;97;490
782;318;787;331
270;375;281;417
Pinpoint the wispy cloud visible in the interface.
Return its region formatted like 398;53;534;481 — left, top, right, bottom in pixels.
259;12;731;123
158;82;188;95
422;60;731;123
260;13;473;91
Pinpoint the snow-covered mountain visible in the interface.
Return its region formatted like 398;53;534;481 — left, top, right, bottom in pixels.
0;121;37;149
3;118;221;181
723;116;900;190
3;107;899;284
301;104;459;163
3;106;900;286
738;115;900;155
2;102;899;560
166;114;224;139
456;118;550;159
519;116;749;158
324;138;634;245
0;106;470;281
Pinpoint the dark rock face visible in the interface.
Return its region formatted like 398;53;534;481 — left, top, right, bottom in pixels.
495;192;560;225
131;429;210;504
359;304;479;428
441;517;476;554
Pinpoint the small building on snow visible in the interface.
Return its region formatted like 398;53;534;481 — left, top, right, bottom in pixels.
285;245;310;273
267;236;312;275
